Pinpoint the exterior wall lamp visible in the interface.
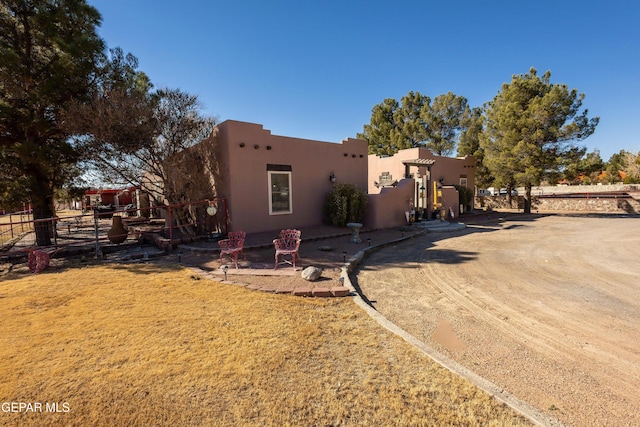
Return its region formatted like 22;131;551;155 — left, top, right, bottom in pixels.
329;172;336;183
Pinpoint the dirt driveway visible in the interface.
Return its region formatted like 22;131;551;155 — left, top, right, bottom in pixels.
355;214;640;427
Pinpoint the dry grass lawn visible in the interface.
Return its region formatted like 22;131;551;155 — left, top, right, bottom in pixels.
0;264;531;426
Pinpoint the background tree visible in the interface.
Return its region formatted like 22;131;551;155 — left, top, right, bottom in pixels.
603;149;629;183
390;91;430;153
622;151;640;183
545;145;586;185
2;0;218;243
480;68;599;213
359;91;468;157
65;46;218;205
0;0;104;245
457;106;493;189
64;47;157;185
66;75;217;235
358;98;398;155
562;149;604;184
421;91;469;156
143;88;218;205
359;94;430;156
140;88;218;235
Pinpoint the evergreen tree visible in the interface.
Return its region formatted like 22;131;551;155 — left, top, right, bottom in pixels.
390;91;430;152
457;106;493;189
421;91;468;156
359;94;430;156
0;0;105;245
563;149;604;184
604;150;629;183
359;91;468;157
480;68;599;213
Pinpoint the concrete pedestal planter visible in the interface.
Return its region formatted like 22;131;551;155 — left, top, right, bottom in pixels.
346;222;363;244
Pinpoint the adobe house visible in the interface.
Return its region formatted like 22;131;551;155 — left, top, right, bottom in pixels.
203;120;368;234
171;121;476;235
367;148;475;228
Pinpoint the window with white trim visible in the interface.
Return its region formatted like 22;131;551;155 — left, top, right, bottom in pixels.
268;171;292;215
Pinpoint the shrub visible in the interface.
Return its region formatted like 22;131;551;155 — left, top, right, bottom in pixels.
454;185;474;212
323;183;368;227
623;175;640;184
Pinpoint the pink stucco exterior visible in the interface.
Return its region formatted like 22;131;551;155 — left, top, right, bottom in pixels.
189;121;476;233
211;120;368;234
364;179;415;229
367;148;475;227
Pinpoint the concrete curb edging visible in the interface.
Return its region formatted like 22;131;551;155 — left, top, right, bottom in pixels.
339;232;565;427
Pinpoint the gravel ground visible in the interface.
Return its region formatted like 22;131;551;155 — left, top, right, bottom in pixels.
355;214;640;427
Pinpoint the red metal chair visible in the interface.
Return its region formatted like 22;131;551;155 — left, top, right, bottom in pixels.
218;231;246;269
27;247;63;274
273;229;301;269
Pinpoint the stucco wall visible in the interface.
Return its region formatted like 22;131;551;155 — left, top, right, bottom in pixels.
368;148;475;216
369;149;475;189
214;120;368;233
440;186;461;219
365;179;415;229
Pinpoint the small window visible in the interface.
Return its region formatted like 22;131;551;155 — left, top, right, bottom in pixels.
460;177;468;187
268;171;292;215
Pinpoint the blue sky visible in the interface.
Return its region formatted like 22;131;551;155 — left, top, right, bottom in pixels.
89;0;639;160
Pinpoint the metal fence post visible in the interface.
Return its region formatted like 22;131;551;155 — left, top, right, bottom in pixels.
94;211;100;258
168;205;173;252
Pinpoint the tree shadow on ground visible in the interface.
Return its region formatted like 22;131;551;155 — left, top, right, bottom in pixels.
460;211;550;225
0;257;185;279
418;248;479;264
355;246;479;273
353;225;498;274
502;224;526;230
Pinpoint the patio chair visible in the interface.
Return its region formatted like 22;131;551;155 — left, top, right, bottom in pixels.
273;229;301;269
218;231;246;269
